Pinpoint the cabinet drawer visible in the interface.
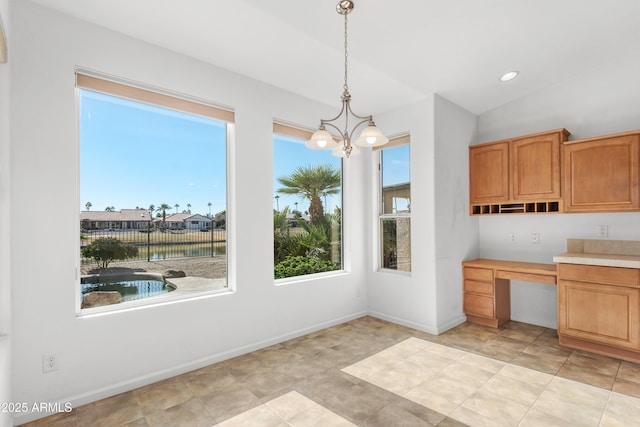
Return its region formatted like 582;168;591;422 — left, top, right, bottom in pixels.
463;267;493;282
464;280;494;296
558;264;639;287
464;293;494;319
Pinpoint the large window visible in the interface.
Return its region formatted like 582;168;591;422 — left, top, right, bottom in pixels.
273;123;343;280
77;71;232;312
379;136;411;272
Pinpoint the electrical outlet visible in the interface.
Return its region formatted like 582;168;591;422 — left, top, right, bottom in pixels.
43;353;58;373
531;233;540;244
509;233;518;243
598;225;609;238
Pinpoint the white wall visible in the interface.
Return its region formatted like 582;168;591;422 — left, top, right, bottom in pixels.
10;2;373;423
366;95;479;334
433;95;479;331
366;97;440;333
478;51;640;329
0;0;12;426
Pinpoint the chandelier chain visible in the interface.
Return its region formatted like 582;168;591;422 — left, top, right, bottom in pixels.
343;11;349;93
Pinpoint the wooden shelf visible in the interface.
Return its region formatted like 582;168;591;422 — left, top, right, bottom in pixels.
471;201;560;215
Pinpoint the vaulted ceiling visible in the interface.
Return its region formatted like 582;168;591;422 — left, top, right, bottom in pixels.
29;0;640;115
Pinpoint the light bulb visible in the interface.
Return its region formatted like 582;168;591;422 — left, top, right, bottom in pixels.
318;140;327;148
366;136;376;145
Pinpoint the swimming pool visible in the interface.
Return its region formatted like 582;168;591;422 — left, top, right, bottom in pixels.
81;272;175;305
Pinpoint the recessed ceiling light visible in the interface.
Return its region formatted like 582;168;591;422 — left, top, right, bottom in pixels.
499;71;519;82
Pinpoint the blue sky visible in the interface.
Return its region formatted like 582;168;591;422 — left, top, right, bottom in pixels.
80;90;227;217
80;89;409;217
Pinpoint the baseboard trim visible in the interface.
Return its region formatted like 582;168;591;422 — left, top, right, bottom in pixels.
14;311;367;426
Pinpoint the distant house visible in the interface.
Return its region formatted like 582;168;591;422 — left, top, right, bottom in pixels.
158;213;212;230
80;209;152;230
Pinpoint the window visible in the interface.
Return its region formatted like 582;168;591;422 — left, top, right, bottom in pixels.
273;123;343;280
379;135;411;272
77;70;232;312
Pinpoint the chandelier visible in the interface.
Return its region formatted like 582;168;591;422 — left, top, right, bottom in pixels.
306;0;388;158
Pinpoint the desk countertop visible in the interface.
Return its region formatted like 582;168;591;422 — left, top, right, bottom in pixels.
553;252;640;269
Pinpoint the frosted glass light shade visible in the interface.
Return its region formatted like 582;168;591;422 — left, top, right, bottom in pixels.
354;125;388;147
306;129;338;150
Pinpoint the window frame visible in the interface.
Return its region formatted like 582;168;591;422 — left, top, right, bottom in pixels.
272;121;347;284
75;68;235;316
377;135;411;274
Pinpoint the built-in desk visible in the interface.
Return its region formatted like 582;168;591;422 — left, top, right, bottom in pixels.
461;259;557;328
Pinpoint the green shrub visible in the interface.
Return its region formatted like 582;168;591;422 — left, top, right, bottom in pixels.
81;237;139;269
274;256;340;279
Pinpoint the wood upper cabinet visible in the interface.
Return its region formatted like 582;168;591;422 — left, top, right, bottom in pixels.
469;129;569;213
511;132;562;200
469;142;509;204
563;132;640;212
557;264;640;352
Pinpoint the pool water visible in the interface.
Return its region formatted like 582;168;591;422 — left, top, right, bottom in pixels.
81;275;175;303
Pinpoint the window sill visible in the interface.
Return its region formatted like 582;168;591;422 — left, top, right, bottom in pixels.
376;268;412;277
76;285;232;318
274;269;348;286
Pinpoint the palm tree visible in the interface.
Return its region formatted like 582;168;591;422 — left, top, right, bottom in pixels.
105;206;115;212
85;201;92;211
207;202;212;218
186;203;191;214
277;164;341;224
156;203;171;229
174;203;180;214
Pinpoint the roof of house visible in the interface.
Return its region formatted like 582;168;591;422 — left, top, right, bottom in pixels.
163;213;211;222
80;209;152;222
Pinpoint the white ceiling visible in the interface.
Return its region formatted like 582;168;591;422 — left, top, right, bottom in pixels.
28;0;640;115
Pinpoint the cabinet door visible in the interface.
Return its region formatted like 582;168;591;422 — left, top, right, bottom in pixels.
558;280;640;350
563;134;640;212
463;293;495;319
511;133;561;200
469;142;509;204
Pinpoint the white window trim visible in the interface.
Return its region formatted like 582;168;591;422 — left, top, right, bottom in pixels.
75;70;234;315
376;134;411;274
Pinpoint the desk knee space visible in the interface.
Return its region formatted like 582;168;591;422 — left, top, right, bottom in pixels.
462;259;557;328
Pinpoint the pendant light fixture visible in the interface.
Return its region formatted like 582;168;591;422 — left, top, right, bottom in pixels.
306;0;388;158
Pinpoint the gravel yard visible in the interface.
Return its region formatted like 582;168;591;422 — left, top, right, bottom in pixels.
81;256;227;279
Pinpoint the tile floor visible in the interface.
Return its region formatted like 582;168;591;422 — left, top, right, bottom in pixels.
21;317;640;426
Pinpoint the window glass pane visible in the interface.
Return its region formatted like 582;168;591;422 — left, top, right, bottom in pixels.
381;217;411;272
79;89;227;310
381;145;411;214
273;134;342;279
380;141;410;272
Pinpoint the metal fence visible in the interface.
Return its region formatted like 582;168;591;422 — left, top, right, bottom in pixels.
80;227;227;264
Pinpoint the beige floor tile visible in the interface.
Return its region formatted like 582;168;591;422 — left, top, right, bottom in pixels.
601;391;640;427
404;374;478;415
288;403;356;427
458;390;529;426
264;391;316;421
216;405;283;427
496;363;554;388
518;408;575;427
458;352;506;373
441;361;494;388
366;365;427;395
533;378;609;426
478;374;544;406
449;404;513;427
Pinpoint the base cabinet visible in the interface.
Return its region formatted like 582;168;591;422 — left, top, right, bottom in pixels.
463;266;510;328
557;263;640;362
